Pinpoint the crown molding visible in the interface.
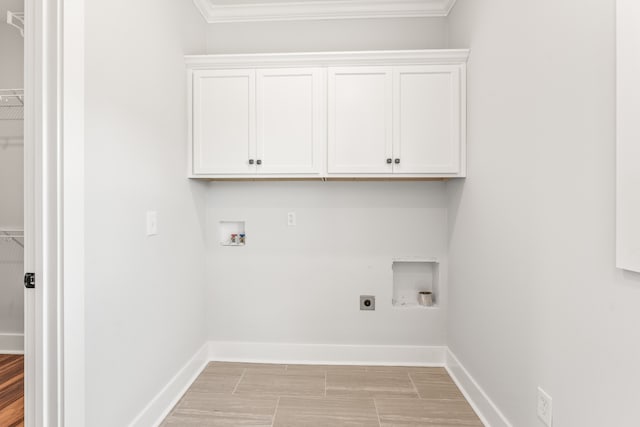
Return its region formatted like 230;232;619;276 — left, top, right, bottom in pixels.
185;49;470;69
193;0;458;24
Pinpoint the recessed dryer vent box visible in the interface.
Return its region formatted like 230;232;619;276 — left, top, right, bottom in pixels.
392;259;439;308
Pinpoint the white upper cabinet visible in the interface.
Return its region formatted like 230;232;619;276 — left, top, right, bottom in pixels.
187;50;468;179
393;65;462;175
328;65;464;177
191;67;324;177
256;68;324;175
193;69;255;175
328;67;393;174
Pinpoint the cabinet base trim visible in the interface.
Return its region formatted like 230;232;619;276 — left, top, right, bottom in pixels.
189;177;452;182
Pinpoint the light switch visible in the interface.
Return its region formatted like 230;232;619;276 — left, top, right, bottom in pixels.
146;211;158;236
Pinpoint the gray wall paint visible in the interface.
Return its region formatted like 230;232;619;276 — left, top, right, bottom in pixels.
447;0;640;426
84;1;208;425
206;17;448;53
206;181;449;346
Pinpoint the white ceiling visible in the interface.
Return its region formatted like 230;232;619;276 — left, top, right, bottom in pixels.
194;0;458;24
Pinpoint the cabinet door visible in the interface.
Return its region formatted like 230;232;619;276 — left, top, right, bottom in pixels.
192;69;256;175
256;68;324;175
328;67;393;174
393;66;462;174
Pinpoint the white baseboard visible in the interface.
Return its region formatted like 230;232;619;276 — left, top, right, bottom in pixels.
0;333;24;354
208;341;447;366
445;349;512;427
128;343;209;427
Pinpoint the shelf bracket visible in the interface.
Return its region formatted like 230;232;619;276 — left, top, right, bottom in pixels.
6;11;25;37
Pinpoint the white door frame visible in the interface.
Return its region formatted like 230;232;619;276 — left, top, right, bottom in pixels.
24;0;85;425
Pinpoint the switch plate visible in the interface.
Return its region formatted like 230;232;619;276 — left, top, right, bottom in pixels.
146;211;158;236
287;211;296;227
537;387;552;426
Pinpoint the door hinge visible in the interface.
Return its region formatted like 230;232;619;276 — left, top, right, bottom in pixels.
24;272;35;289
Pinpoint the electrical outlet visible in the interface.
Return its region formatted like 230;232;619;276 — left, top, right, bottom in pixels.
287;211;296;226
537;387;553;426
146;211;158;236
360;295;375;311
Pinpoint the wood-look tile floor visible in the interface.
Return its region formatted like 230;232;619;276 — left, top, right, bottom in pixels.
162;362;483;426
0;354;24;427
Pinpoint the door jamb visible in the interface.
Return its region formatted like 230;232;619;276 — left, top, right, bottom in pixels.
23;0;85;425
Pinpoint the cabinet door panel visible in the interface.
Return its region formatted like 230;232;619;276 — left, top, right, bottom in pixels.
193;69;256;174
256;68;323;174
328;67;393;174
393;66;461;174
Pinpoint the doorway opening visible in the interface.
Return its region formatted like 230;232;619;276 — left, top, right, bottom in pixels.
0;1;25;426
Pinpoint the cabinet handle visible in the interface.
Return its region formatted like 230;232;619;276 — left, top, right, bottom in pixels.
249;159;255;165
394;158;400;164
256;159;262;165
386;158;392;164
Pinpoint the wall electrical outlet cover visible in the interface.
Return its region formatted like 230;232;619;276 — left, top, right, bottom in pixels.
360;295;375;311
537;387;553;426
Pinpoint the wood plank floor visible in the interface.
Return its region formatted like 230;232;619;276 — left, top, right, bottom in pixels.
162;362;483;426
0;354;24;427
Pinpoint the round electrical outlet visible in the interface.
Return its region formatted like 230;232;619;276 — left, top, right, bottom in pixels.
360;295;375;311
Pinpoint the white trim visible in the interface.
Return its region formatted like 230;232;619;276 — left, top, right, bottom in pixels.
459;54;467;177
445;349;513;427
62;0;86;425
25;0;82;424
392;257;439;263
0;333;25;354
193;0;458;23
128;344;210;427
208;341;447;366
188;173;456;179
186;49;470;70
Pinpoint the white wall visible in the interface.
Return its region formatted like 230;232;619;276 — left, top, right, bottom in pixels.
84;1;208;426
206;181;448;346
0;0;24;345
206;17;448;53
447;1;640;426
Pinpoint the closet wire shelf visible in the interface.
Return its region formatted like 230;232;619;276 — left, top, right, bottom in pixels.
0;229;24;248
6;11;24;37
0;89;24;121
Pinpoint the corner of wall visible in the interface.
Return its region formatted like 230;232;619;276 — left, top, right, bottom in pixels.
446;349;512;427
128;343;210;427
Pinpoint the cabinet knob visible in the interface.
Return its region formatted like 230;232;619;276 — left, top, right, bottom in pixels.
386;158;392;164
256;159;262;165
249;159;255;165
394;158;400;164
